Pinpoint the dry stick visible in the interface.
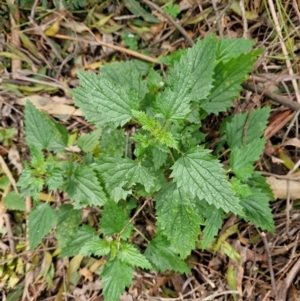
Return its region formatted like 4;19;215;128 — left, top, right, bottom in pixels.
260;231;279;301
6;0;21;71
140;0;194;46
53;34;159;64
277;258;300;301
28;0;63;63
292;0;300;22
242;82;300;111
239;0;249;38
267;0;300;104
212;0;223;37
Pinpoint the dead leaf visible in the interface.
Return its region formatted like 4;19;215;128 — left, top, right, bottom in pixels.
266;176;300;200
16;95;82;117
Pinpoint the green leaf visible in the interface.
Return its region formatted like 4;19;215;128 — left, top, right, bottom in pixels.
230;138;266;180
230;177;253;198
246;172;274;200
216;38;255;62
30;145;44;169
77;129;102;153
240;188;275;232
152;148;168;170
171;147;242;215
100;199;133;239
63;163;107;208
163;3;181;18
93;156;156;196
59;225;97;257
17;164;44;201
132;110;178;149
155;35;216;121
80;238;111;257
202;205;223;249
45;165;63;191
201;49;262;114
100;128;126;157
56;205;82;253
28;203;57;249
24;101;67;152
226;107;270;149
144;233;190;273
3;191;25;211
100;60;148;99
73;70;140;128
101;258;134;301
155;183;203;258
119;243;152;269
124;0;161;23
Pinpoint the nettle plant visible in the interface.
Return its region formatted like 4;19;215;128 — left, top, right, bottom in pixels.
16;35;275;300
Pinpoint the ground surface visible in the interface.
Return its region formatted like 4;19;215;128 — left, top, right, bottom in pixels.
1;0;300;300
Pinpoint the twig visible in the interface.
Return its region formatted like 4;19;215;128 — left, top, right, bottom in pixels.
242;82;300;111
278;258;300;301
140;0;194;46
267;0;300;104
28;0;63;63
118;198;151;238
54;34;159;64
260;231;278;301
239;0;249;38
212;0;223;37
201;290;239;301
3;214;15;254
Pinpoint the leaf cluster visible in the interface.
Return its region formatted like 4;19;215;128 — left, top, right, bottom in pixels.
15;35;275;301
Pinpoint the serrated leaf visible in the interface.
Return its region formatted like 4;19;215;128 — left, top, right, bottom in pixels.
93;156;155;196
230;177;253;198
59;225;97;257
17;164;44;201
30;145;44;169
25;101;67;152
100;199;133;239
77;129;102;153
3;191;25;211
226;107;270;149
152;148;168;170
144;233;190;273
230;138;266;180
247;172;274;200
132;110;178;149
171;147;242;214
201;50;262;114
100;128;125;157
202;205;223;249
28;203;57;250
240;188;275;232
155;183;203;258
73;70;140;128
80;238;111;257
119;243;152;269
155;35;216;121
100;60;148;99
216;38;255;62
56;205;82;253
45;165;63;191
63;163;107;208
101;258;134;301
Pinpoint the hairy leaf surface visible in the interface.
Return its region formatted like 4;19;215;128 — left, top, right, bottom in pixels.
155;35;216;121
73;70;140;127
101;258;134;301
144;233;190;273
63;163;107;208
28;203;57;249
155;183;203;258
171;147;242;214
